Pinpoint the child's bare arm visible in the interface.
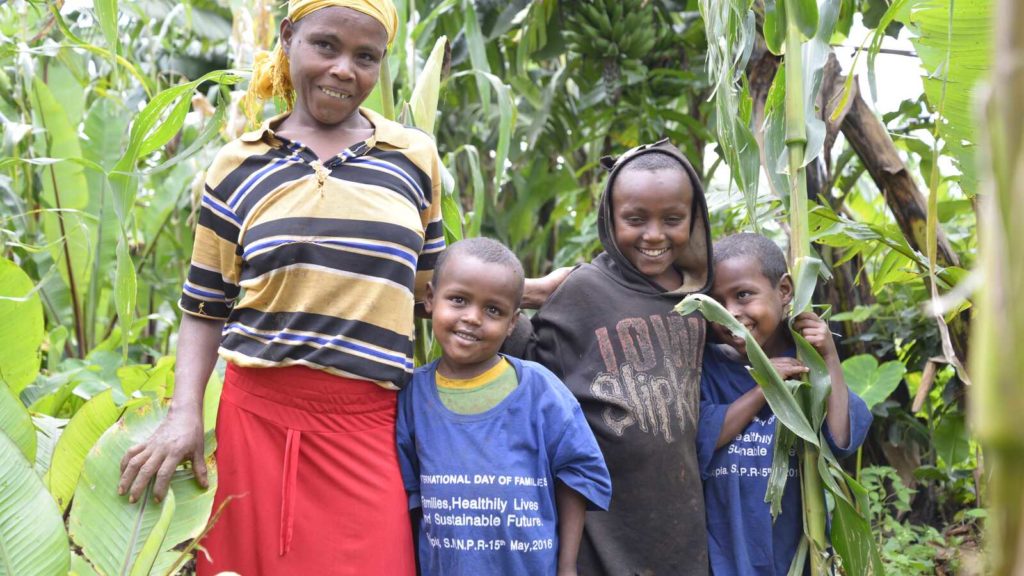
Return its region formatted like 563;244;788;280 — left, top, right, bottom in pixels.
555;481;586;576
715;358;807;448
792;312;851;448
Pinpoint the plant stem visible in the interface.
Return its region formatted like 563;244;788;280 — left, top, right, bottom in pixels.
783;0;809;269
802;443;827;575
781;1;829;573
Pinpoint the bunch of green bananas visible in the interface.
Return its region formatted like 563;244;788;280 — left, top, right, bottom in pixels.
561;0;659;61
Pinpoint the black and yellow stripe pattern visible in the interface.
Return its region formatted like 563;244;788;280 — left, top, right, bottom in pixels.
180;108;445;389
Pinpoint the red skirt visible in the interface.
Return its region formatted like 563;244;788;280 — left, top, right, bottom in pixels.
196;363;415;576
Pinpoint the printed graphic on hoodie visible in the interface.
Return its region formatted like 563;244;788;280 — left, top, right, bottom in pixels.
591;313;703;443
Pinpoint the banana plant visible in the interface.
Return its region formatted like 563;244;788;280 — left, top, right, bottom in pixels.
68;398;217;576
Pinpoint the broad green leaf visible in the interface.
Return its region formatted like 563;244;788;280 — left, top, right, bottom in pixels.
933;412;970;470
32;77;95;306
128;489;175;576
408;36;449;135
33;413;67;476
841;355;907;409
901;0;991;193
69;399;217;576
461;0;491;114
69;553;100;576
447;70;517;195
203;369;223;432
0;258;44;395
94;0;119;53
441;181;466;244
44;390;132;513
764;0;788;55
83;98;129;343
0;431;70;576
0;381;35;463
831;482;885;575
789;0;819;39
455;146;486;238
115;235;138;358
31;78;88;210
677;295;818;444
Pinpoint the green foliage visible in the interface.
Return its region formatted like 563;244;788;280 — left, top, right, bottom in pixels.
860;466;962;573
0;258;44;394
68;398;216;576
0;0;993;571
842;355;907;410
899;0;992;194
0;430;70;576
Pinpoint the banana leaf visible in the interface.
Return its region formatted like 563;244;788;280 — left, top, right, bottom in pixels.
0;256;46;399
0;431;70;576
44;390;139;513
900;0;991;193
31;77;95;320
33;413;67;476
0;381;35;464
68;399;217;576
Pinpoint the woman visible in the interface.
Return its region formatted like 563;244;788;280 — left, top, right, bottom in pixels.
118;2;464;573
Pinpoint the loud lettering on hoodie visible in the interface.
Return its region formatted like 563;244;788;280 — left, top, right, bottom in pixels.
590;313;703;443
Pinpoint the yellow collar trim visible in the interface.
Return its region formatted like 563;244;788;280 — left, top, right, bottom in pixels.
437;358;511;390
239;107;411;149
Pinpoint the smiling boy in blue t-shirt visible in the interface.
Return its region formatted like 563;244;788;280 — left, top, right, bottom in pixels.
396;237;611;576
698;233;873;575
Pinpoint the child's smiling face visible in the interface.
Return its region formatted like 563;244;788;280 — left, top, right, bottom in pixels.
611;167;694;290
709;255;793;358
426;256;520;380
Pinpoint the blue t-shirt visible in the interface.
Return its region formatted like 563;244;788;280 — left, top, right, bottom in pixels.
697;343;872;576
397;356;612;576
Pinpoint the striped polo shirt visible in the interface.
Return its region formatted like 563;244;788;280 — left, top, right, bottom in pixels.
179;108;445;389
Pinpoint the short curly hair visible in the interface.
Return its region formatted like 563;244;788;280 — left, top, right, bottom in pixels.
433;237;525;306
713;233;788;286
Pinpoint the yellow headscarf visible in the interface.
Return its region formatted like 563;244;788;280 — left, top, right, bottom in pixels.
244;0;399;123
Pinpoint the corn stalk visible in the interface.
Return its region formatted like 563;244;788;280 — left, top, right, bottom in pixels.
694;0;883;573
973;0;1024;572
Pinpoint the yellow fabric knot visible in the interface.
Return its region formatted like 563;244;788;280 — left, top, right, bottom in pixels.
243;0;399;126
311;160;329;195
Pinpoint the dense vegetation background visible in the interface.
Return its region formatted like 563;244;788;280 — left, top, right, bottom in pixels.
0;0;1005;573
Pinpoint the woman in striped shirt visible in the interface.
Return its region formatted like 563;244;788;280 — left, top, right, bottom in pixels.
118;2;445;573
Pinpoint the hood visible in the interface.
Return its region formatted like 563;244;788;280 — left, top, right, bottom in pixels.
595;138;713;297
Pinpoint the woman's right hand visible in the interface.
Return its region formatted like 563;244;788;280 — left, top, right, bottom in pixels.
118;408;208;503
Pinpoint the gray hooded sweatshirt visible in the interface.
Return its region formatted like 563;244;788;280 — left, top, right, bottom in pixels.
506;139;713;575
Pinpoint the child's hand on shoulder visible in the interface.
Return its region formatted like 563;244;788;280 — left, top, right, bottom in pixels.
792;311;839;361
770;357;809;380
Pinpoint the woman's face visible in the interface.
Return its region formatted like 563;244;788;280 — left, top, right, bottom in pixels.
281;7;388;128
